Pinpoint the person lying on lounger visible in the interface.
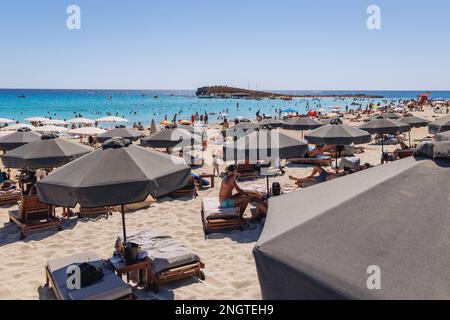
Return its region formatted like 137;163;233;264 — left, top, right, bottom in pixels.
304;145;335;159
289;165;339;188
219;165;262;217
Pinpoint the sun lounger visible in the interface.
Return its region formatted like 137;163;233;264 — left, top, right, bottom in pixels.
79;206;112;218
170;178;198;199
45;252;133;300
201;197;242;236
287;157;333;166
9;194;61;239
0;189;22;206
124;230;205;292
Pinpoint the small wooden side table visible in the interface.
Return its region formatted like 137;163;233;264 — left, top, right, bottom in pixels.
109;256;152;291
199;173;215;189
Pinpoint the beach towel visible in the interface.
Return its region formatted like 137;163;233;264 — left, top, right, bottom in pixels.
127;230;201;274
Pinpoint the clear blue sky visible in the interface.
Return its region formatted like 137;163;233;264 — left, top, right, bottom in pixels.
0;0;449;90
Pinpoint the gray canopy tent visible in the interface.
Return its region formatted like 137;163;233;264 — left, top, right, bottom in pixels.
282;117;323;138
360;117;411;160
254;142;450;299
96;127;143;143
37;138;191;242
428;115;450;134
141;127;200;149
258;119;284;129
1;134;92;169
399;115;429;147
305;118;371;168
0;128;41;152
223;130;308;162
222;122;261;138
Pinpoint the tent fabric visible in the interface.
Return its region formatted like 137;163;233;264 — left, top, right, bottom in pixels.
360;117;410;135
282;117;323;131
415;141;450;159
0;129;41;151
223;130;308;161
37;138;191;208
399;116;429;128
97;127;143;143
305;119;371;145
141;128;199;148
436;130;450;142
429;115;450;134
1;136;92;169
254;152;450;300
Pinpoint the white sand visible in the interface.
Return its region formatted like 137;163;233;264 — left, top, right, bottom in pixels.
0;108;445;300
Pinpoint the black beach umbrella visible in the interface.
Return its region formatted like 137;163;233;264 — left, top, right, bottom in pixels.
282;117;323;138
435;130;450;142
0;128;41;152
37;138;191;242
305;118;371;168
141;127;200;149
97;127;143;143
360;117;411;158
223;130;308;162
399;115;429;147
258;119;284;129
222;122;261;138
1;134;92;169
428;115;450;134
254;144;450;299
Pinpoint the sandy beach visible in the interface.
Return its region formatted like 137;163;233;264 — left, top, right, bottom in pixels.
0;107;446;300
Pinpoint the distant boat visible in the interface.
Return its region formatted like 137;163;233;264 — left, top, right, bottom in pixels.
17;94;26;98
154;95;159;99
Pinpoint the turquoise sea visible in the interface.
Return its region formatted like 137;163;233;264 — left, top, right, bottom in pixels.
1;89;449;127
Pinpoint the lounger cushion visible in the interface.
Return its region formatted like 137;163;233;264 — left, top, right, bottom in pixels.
47;252;132;300
127;230;201;274
202;197;239;219
0;189;21;197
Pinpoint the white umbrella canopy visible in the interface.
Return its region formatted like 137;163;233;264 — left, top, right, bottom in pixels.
26;117;51;123
34;125;69;133
67;118;96;125
42;119;67;126
96;116;129;123
0;123;37;131
68;127;107;136
0;118;14;124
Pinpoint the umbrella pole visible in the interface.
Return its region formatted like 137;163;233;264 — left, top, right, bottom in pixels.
121;204;127;244
409;130;412;148
381;135;384;164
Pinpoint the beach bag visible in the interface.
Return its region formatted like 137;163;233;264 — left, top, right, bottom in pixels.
272;182;281;197
79;262;104;288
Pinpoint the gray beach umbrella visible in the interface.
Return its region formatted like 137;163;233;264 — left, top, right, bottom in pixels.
254;148;450;299
1;134;92;169
141;127;200;148
435;130;450;142
282;117;323;138
428;115;450;134
305;118;371;168
222;122;261;137
37;138;191;242
399;115;429;147
150;119;157;135
97;127;143;143
360;117;411;156
381;112;401;120
258;119;284;129
223;130;308;162
0;127;41;152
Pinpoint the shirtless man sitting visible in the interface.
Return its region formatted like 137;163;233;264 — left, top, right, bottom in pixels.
219;165;262;219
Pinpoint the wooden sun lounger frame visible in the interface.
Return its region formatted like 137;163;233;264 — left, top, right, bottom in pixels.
9;195;61;239
170;177;198;199
44;265;135;300
0;191;22;206
201;207;243;238
150;260;206;293
288;158;333;166
78;206;113;218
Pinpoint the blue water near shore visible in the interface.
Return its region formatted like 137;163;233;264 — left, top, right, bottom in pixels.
1;89;449;126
